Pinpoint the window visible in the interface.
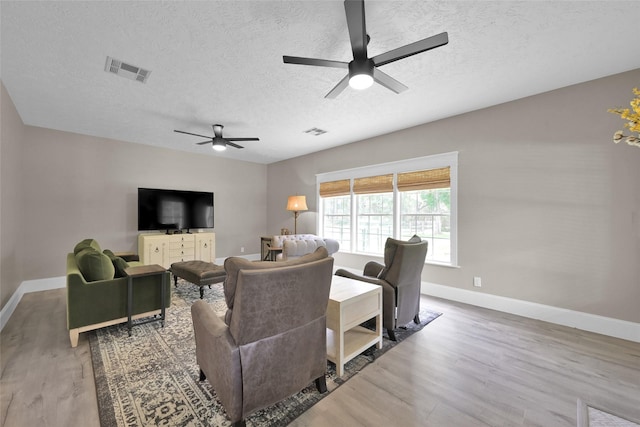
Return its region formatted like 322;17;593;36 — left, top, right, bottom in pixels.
353;174;393;254
320;179;351;251
357;192;393;253
400;188;451;263
317;152;458;266
322;195;351;251
398;167;451;263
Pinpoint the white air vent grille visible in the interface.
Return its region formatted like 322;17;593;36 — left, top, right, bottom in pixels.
104;56;151;83
304;127;327;136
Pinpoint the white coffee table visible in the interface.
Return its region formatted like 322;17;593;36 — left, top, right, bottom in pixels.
326;275;383;376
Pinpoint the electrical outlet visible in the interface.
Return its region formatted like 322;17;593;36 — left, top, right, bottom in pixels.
473;276;482;287
240;247;245;253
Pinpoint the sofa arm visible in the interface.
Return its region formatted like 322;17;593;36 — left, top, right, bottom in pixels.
323;238;340;255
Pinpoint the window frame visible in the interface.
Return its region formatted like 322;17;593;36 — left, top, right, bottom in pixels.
316;151;458;267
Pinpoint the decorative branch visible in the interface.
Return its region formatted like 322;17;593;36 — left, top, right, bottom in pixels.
608;87;640;148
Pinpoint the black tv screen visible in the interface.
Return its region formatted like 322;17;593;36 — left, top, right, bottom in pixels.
138;188;214;231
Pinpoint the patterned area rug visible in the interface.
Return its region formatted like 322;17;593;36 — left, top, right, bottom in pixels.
89;278;442;427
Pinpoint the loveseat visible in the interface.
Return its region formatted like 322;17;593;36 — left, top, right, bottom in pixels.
66;239;170;347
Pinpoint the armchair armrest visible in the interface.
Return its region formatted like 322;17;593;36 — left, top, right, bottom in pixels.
363;261;384;278
335;268;385;286
191;300;243;420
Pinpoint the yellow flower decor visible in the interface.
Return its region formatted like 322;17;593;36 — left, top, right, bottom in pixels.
608;87;640;148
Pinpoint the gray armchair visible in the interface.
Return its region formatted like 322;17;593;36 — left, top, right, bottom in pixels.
191;248;334;427
335;236;428;341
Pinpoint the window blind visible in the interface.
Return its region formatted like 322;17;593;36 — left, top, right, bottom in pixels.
353;174;393;194
319;179;351;197
397;167;450;191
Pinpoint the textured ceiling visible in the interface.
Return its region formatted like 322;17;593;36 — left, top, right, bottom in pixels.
1;1;639;164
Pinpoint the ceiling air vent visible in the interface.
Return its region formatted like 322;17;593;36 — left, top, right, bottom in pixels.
304;127;327;136
104;56;151;83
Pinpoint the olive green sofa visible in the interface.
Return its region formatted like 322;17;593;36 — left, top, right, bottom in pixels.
66;239;170;347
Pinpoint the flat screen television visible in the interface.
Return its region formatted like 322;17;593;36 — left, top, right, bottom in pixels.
138;188;214;232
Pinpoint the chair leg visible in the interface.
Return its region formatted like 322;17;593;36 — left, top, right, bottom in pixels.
199;369;206;381
315;375;327;393
414;314;420;324
232;420;246;427
199;287;204;299
387;328;397;341
173;274;178;287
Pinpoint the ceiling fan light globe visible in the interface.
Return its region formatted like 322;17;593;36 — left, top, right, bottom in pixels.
349;73;374;90
212;141;226;151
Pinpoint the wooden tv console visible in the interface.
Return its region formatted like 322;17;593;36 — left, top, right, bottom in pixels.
138;232;215;269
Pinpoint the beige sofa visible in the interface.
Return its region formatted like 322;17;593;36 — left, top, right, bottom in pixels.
271;234;339;260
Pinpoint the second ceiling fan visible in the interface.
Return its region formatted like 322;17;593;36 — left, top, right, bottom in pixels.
174;124;259;151
283;0;448;99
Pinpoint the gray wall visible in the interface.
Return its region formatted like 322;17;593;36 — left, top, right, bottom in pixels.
266;69;640;323
0;80;267;303
1;82;25;309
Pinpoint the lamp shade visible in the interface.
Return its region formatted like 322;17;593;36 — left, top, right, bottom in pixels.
286;195;308;211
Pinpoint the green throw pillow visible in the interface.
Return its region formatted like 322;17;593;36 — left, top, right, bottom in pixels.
103;249;116;259
112;257;130;278
73;238;102;255
76;249;115;282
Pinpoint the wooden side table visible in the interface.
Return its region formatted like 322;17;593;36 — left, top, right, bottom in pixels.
326;275;383;376
124;264;167;336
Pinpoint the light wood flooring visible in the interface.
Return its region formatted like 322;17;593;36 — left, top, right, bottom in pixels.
1;288;639;427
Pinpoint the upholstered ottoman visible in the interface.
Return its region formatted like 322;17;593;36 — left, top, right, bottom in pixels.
170;261;226;299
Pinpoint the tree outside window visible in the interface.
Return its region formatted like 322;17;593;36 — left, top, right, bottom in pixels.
400;188;451;263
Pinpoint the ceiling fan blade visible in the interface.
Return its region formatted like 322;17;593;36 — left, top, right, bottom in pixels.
226;141;245;149
196;140;213;145
325;74;350;99
373;68;408;94
174;129;212;139
372;32;449;67
283;56;349;69
344;0;368;59
226;137;260;142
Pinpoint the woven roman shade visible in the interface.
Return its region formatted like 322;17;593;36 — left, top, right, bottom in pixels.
319;179;351;197
397;167;450;191
353;174;393;194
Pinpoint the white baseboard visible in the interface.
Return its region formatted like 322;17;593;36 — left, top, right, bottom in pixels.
421;282;640;343
0;255;266;332
0;276;65;332
5;270;638;344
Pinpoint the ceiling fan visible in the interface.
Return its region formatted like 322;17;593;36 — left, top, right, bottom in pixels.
174;124;259;151
283;0;448;99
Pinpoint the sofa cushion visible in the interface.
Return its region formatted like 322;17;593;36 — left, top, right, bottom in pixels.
281;239;326;259
111;257;130;278
223;246;329;324
73;239;101;255
76;249;115;282
103;249;116;259
102;249;129;278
